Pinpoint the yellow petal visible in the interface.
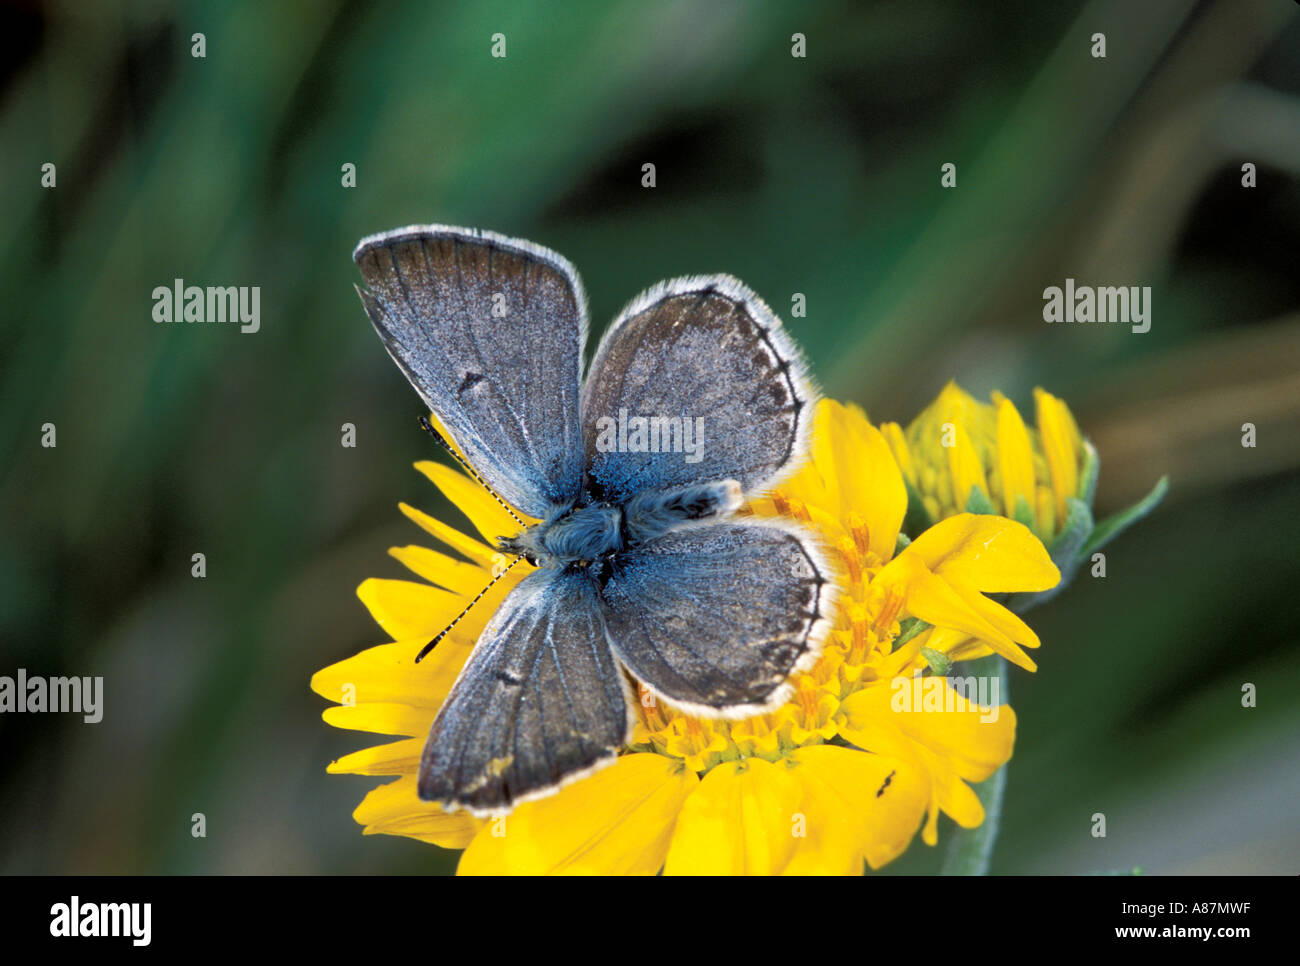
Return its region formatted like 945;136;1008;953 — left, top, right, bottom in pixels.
788;400;906;560
946;420;989;512
1034;388;1080;523
458;754;698;875
663;758;803;875
954;582;1043;653
849;418;908;562
932;381;980;423
414;460;530;544
397;502;498;566
387;544;493;596
321;701;431;737
877;552;1037;670
1035;484;1056;537
900;513;1059;594
353;775;480;849
328;737;423;776
783;745;928;872
841;677;1015;844
934;772;985;830
357;568;529;647
923;626;996;666
992;393;1036;520
841;678;1017;785
879;421;915;487
356;578;465;640
310;638;462;709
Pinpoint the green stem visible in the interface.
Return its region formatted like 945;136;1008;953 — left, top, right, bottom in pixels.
939;654;1007;875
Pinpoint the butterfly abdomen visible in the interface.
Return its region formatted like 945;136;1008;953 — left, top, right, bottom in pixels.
623;480;742;544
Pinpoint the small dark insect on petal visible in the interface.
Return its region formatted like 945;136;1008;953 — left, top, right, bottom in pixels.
876;769;896;798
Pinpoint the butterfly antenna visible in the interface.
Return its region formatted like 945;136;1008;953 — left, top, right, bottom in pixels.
418;415;526;528
415;556;522;664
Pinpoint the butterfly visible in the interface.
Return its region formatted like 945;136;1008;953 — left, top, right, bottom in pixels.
353;225;837;815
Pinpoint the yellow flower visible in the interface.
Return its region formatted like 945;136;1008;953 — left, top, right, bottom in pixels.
312;400;1060;874
881;382;1167;606
881;381;1086;541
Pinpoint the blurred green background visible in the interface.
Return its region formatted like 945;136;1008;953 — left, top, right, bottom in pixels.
2;0;1297;875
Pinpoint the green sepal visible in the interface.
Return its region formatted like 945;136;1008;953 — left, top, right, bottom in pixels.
1080;475;1169;559
919;646;951;675
964;484;998;515
894;531;912;556
1011;493;1037;534
1010;496;1093;614
1050;496;1094;562
1078;438;1100;506
894;616;929;648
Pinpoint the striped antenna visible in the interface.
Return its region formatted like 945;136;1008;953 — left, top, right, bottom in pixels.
418;415;526;528
415;555;522;663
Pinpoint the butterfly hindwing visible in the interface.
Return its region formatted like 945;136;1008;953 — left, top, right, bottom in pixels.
580;275;816;505
355;226;587;520
417;567;631;814
600;519;837;717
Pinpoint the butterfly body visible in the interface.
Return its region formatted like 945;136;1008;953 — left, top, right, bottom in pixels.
500;479;741;573
354;225;837;815
505;501;623;570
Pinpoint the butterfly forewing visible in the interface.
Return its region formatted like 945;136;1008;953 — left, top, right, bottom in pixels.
580;275;816;505
355;226;587;520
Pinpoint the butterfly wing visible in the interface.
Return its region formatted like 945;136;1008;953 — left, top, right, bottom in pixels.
355;225;587;519
601;520;838;717
418;567;631;814
580;275;816;505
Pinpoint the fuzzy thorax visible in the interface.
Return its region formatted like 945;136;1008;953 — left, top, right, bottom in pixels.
500;480;742;569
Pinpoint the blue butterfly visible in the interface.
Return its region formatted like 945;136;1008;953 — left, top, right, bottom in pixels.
354;225;837;815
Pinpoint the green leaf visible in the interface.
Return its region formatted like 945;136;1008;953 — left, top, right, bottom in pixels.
1081;475;1170;559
